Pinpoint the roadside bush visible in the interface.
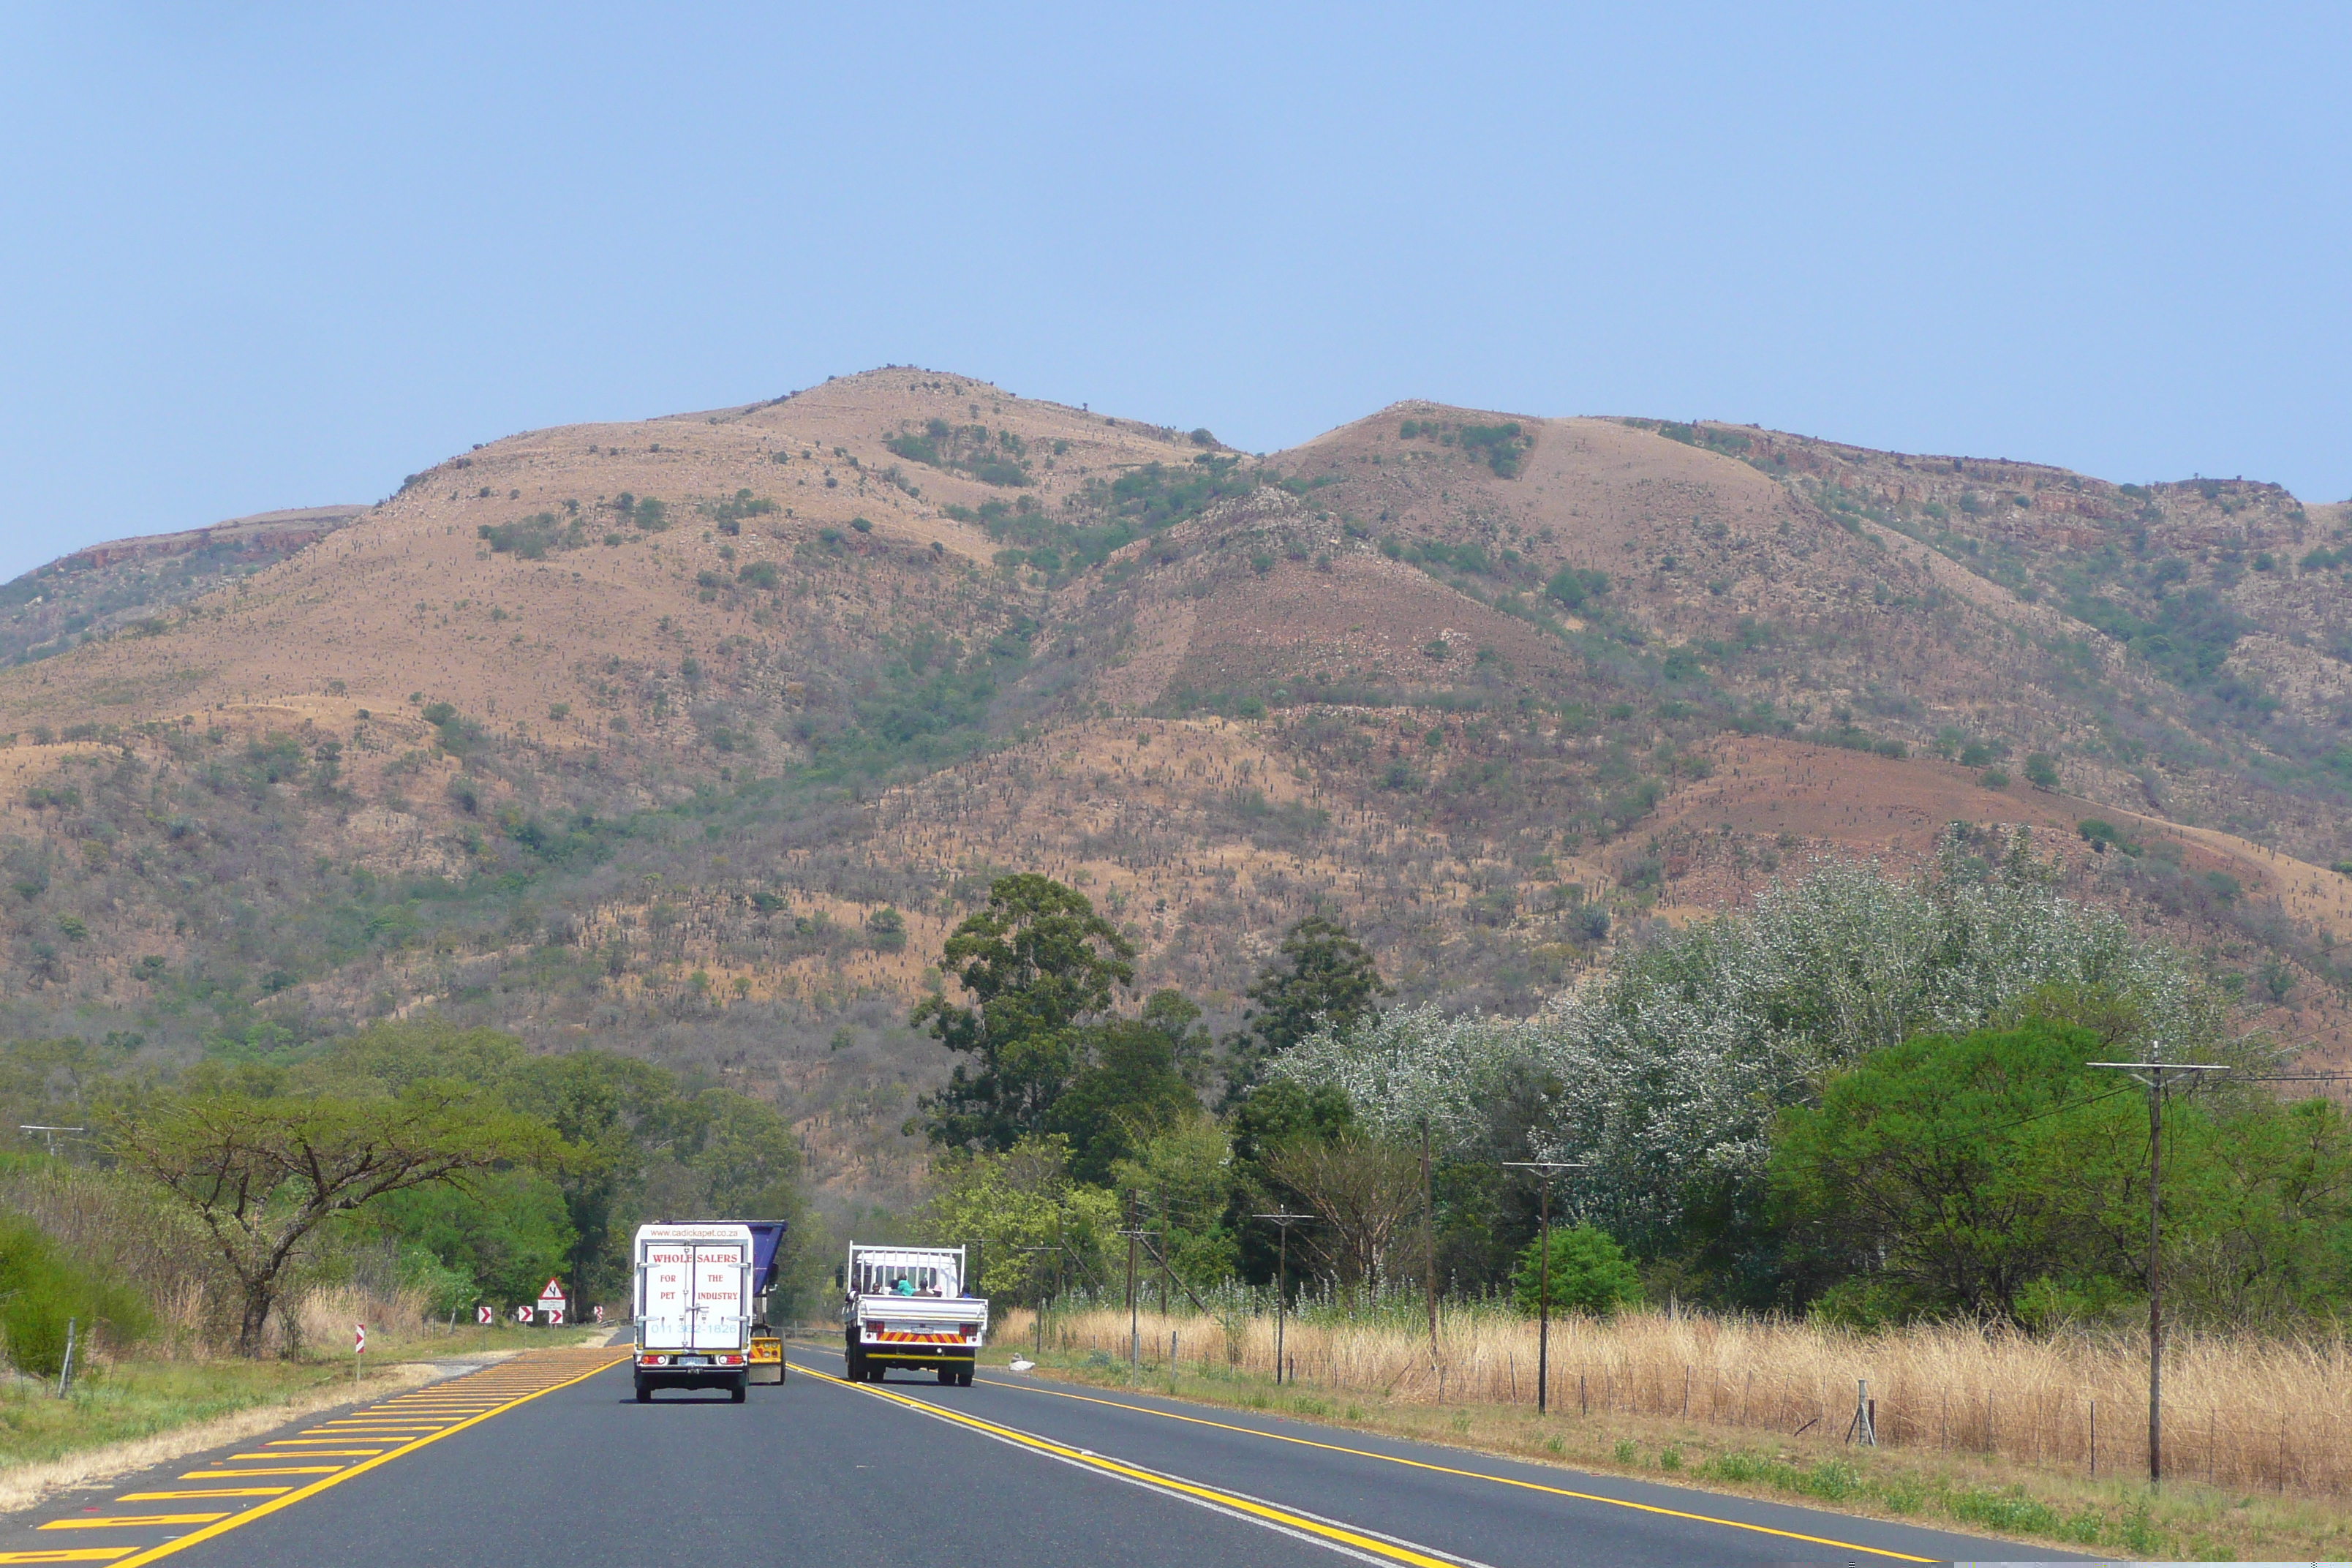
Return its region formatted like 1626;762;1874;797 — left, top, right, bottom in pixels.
1509;1224;1642;1316
0;1208;151;1375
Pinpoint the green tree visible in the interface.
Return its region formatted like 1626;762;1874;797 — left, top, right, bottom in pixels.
1259;1132;1423;1291
1112;1116;1240;1286
1047;1019;1199;1186
107;1083;557;1354
1509;1224;1643;1317
361;1171;576;1311
2023;752;2061;790
1139;988;1216;1090
502;1049;686;1305
1770;1021;2128;1322
1224;916;1389;1102
919;1134;1120;1300
1225;1077;1356;1286
913;874;1136;1150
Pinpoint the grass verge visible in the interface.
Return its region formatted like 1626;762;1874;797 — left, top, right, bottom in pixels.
977;1343;2352;1563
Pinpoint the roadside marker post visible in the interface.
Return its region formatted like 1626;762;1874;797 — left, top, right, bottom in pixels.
476;1304;493;1325
353;1323;365;1385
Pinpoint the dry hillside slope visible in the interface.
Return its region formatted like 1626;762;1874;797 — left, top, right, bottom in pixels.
0;368;2345;1210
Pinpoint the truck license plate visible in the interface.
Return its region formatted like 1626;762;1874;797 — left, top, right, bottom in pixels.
679;1355;708;1365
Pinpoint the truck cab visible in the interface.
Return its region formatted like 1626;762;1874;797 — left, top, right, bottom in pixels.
633;1222;755;1403
840;1244;988;1385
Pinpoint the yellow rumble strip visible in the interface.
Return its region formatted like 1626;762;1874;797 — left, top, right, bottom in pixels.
0;1349;627;1568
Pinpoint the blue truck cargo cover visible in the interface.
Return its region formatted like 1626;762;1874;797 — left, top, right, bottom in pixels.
746;1221;789;1294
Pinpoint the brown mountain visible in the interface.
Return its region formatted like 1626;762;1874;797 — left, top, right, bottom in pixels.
1;369;2345;1212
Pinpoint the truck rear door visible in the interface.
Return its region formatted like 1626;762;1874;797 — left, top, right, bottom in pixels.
640;1243;694;1349
689;1240;747;1351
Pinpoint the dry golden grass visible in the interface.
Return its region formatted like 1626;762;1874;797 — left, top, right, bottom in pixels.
1014;1305;2352;1499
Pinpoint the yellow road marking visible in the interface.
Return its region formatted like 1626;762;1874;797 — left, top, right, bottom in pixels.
36;1518;225;1531
0;1549;138;1562
304;1424;446;1432
116;1493;288;1502
962;1369;1937;1564
106;1353;628;1568
178;1468;342;1479
802;1363;1460;1567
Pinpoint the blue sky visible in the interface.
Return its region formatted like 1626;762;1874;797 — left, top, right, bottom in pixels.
2;3;2345;581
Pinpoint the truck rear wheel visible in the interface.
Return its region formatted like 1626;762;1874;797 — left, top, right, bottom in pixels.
936;1366;954;1384
635;1376;652;1404
957;1366;974;1387
729;1374;747;1403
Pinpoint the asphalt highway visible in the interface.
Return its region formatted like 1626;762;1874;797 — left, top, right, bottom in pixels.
0;1345;2086;1567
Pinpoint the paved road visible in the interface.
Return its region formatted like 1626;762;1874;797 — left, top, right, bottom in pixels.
0;1346;2085;1567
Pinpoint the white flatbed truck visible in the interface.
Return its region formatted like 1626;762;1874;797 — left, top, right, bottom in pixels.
633;1222;755;1402
840;1243;988;1385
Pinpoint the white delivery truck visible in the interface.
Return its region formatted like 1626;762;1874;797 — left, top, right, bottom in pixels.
840;1243;988;1385
633;1222;755;1403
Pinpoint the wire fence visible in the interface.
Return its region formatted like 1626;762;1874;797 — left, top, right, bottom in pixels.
1007;1303;2352;1497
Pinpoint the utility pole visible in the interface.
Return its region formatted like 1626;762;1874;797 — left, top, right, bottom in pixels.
1503;1159;1579;1415
1420;1118;1439;1371
1253;1210;1306;1385
1119;1220;1142;1370
2087;1060;2231;1486
1156;1189;1169;1318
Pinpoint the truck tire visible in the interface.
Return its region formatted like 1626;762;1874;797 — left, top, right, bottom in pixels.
846;1346;866;1382
936;1365;955;1385
729;1374;747;1403
957;1366;974;1387
635;1376;652;1404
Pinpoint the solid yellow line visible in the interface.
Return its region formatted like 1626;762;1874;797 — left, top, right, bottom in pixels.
178;1469;342;1480
36;1517;225;1531
110;1355;627;1568
799;1365;1455;1567
116;1491;290;1501
965;1371;1936;1564
0;1549;138;1562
